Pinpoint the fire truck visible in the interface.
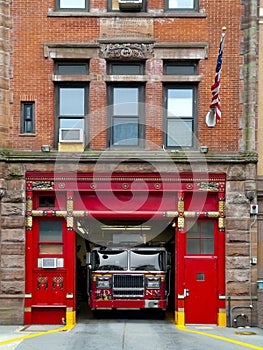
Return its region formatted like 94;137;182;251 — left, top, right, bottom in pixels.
86;246;170;310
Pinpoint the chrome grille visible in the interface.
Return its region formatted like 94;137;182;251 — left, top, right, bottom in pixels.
113;274;144;297
113;290;144;296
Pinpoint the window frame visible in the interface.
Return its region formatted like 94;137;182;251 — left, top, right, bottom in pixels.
107;61;145;75
20;101;35;134
108;0;146;12
163;83;198;149
107;83;145;148
163;60;198;75
39;196;56;208
54;82;89;147
38;219;64;256
55;0;89;11
164;0;199;12
186;221;216;256
55;61;89;75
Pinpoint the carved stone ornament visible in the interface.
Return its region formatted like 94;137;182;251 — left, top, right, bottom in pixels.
100;43;154;60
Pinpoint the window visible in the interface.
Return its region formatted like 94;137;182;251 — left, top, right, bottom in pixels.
165;0;198;11
107;62;145;147
163;61;198;75
186;222;214;255
54;62;89;146
163;61;198;148
55;83;88;145
39;196;55;208
39;221;62;242
108;0;145;12
108;62;144;75
108;85;144;147
56;62;88;75
21;102;35;134
55;0;89;10
164;85;197;148
39;220;63;255
59;86;85;124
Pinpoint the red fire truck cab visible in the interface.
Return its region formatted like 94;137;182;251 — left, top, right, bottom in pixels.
87;246;170;310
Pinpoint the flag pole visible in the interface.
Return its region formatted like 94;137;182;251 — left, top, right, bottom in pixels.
206;27;226;127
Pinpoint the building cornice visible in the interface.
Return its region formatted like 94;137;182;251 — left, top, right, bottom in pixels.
44;41;208;60
0;150;258;164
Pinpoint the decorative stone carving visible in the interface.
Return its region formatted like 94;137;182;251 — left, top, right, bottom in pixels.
100;43;154;60
196;182;219;191
32;181;54;190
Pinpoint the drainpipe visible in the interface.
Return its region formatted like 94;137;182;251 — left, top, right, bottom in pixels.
249;213;257;307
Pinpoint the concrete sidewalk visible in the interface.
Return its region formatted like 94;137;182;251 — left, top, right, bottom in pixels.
178;325;263;349
0;324;70;348
0;324;263;349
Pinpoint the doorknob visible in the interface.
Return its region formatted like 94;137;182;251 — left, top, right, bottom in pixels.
184;288;189;297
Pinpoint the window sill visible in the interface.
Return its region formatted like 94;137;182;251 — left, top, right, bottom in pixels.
52;74;203;83
19;133;36;137
47;9;206;18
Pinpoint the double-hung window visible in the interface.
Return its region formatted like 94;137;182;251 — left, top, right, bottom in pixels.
57;84;87;142
108;85;144;147
165;86;196;148
55;62;89;147
108;62;145;147
165;0;199;11
55;0;89;11
164;61;198;148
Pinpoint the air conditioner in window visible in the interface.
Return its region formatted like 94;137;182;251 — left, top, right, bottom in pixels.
42;258;57;268
59;128;84;143
38;258;64;268
118;0;143;11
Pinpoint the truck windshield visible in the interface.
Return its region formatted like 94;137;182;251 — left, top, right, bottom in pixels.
95;250;128;271
130;250;165;271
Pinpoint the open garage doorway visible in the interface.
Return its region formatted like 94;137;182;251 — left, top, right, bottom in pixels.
75;218;175;321
25;172;225;326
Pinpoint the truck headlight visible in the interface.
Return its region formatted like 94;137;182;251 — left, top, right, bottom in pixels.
146;277;160;289
96;276;111;289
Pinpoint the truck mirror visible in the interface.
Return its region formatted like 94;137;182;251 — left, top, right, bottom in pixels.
86;252;91;268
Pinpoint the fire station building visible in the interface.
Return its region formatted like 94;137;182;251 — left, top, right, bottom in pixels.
0;0;260;327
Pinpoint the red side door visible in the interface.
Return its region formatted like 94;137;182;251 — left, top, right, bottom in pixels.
184;256;218;324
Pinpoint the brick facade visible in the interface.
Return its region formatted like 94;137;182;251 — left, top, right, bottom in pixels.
9;0;244;152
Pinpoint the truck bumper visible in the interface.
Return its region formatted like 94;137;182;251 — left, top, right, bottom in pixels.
90;299;167;310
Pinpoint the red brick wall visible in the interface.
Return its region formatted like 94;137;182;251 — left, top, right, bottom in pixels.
10;0;243;152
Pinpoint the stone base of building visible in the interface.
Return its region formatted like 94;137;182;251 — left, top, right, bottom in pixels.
0;296;24;325
258;290;263;329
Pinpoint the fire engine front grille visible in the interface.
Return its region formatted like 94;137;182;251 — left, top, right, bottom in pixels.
113;289;144;296
113;274;144;288
113;274;144;297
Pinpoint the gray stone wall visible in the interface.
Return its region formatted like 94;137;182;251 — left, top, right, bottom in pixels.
226;163;258;326
0;164;25;324
0;157;258;325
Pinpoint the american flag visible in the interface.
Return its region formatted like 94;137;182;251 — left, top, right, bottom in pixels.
206;29;226;127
